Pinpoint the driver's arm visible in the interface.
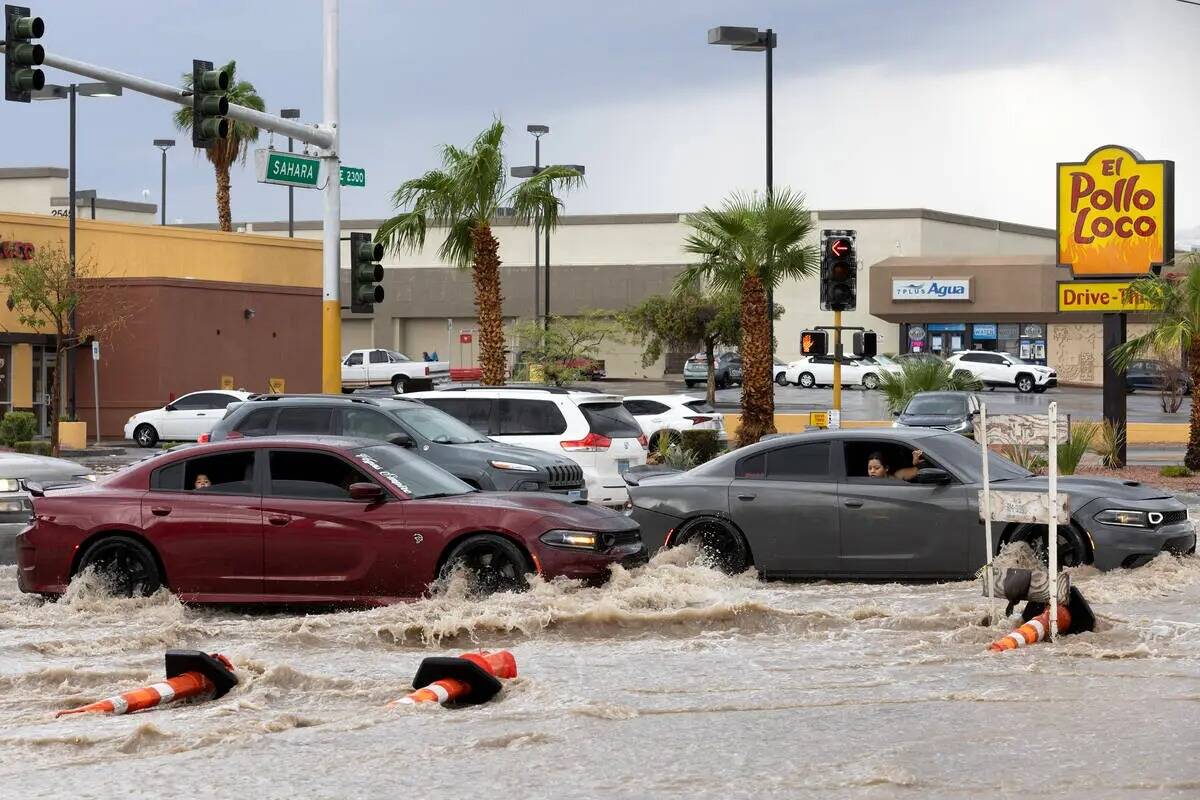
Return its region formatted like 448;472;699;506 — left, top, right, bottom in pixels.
892;449;924;482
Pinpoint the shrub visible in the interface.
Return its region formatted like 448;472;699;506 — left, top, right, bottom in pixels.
0;411;37;448
1159;465;1193;478
1094;420;1126;469
1000;442;1047;473
878;360;982;414
679;430;724;464
15;440;52;456
1056;421;1098;475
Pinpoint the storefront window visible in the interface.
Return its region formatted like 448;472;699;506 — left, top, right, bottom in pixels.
926;323;965;356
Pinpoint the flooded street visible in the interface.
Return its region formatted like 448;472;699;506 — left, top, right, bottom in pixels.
2;547;1198;799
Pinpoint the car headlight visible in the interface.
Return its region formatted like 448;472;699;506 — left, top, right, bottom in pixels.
1093;509;1150;528
0;478;19;492
891;421;904;428
80;474;97;482
539;529;610;551
488;460;539;473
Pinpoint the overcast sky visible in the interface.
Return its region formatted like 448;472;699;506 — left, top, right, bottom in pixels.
6;0;1200;241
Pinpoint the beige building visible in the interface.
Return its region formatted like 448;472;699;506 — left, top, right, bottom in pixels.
0;167;158;224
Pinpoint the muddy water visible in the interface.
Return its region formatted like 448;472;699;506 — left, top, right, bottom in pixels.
1;546;1198;799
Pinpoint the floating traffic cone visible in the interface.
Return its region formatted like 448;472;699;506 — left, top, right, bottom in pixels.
55;650;238;718
388;650;517;708
988;605;1072;652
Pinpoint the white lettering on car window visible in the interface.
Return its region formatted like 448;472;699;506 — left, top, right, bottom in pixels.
355;453;412;494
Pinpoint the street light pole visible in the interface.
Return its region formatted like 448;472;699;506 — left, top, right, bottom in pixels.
527;124;549;321
152;139;175;226
281;108;301;237
319;0;342;393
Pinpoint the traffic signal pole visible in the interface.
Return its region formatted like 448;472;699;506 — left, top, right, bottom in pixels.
320;0;341;393
832;310;842;412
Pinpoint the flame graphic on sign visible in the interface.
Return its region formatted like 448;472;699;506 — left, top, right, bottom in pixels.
1059;235;1162;277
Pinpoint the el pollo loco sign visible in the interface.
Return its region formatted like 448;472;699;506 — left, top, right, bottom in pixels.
1057;145;1173;277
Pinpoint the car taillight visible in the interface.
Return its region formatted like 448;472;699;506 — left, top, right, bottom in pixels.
637;433;648;448
686;415;713;425
197;433;210;443
425;365;430;376
561;432;612;452
226;431;244;440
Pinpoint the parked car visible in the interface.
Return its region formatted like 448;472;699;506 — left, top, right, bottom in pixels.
341;349;451;394
892;391;981;437
893;352;945;366
124;390;254;448
683;352;742;389
0;452;94;564
1126;359;1194;394
622;395;726;449
858;354;904;378
208;394;587;497
626;428;1194;578
409;387;647;509
947;351;1057;394
16;437;644;602
773;358;789;387
785;355;880;389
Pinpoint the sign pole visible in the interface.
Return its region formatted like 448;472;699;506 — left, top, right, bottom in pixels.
319;0;342;394
91;341;100;446
832;310;842;412
1102;312;1127;467
1047;401;1059;640
980;403;994;619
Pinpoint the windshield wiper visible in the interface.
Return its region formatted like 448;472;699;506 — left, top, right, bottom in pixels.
417;491;468;499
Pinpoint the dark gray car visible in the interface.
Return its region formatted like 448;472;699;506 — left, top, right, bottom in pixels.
627;428;1194;579
209;395;586;496
893;391;981;437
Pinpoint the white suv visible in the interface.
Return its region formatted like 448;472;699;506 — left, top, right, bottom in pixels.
622;395;727;449
947;351;1058;393
409;387;648;508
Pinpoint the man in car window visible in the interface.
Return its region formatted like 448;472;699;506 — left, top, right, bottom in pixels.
866;450;923;481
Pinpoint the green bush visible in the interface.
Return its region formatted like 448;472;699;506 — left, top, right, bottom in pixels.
0;412;37;448
1056;421;1098;475
15;440;51;456
1159;465;1193;478
679;430;725;464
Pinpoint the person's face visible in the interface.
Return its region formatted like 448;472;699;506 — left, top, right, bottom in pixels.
867;459;887;478
194;475;212;489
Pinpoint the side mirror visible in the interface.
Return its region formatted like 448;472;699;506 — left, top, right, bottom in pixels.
388;432;414;448
349;482;385;502
164;404;176;412
913;467;952;485
1002;361;1012;367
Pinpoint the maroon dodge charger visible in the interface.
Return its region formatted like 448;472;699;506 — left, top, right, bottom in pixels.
16;437;644;603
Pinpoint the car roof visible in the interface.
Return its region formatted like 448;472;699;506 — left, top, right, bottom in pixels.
238;394;424;409
409;387;622;404
178;435;383;452
625;395;704;404
753;428;955;446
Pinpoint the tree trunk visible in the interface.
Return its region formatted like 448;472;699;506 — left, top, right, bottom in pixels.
215;159;233;233
736;274;775;447
470;224;507;386
1186;336;1200;471
704;336;717;406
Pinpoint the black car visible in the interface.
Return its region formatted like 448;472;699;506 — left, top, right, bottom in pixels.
1126;359;1193;394
893;391;981;437
208;395;587;496
684;352;742;389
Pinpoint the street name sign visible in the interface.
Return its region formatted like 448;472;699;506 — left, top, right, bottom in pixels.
340;166;366;187
255;149;322;188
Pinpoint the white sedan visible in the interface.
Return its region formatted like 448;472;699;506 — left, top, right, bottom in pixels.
124;390;253;447
784;355;884;389
622;395;726;449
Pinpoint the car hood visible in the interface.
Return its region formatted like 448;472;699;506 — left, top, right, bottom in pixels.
898;414;967;427
0;453;90;481
426;491;637;531
989;476;1175;505
442;440;575;469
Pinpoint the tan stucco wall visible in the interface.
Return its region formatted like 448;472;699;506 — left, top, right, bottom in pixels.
1049;322;1156;386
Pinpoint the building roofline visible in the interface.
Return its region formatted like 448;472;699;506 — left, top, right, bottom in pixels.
817;208;1056;238
0;167;69;179
50;196;157;213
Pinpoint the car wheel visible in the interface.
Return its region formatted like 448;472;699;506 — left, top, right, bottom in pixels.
676;517;749;574
1008;523;1088;568
775;372;789;387
133;424;159;448
798;372;816;389
391;375;409;394
78;535;163;597
1015;374;1035;393
861;373;879;390
439;534;531;595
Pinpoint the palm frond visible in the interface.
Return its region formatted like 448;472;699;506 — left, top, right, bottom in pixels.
877;360;982;414
507;165;585;228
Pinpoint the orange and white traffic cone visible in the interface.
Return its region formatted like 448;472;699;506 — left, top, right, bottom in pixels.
988;605;1072;652
55;650;238;718
388;650;517;708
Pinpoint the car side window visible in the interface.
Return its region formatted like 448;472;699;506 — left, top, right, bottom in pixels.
275;406;335;435
192;392;236;410
236;408;276;436
369;350;389;364
421;398;494;434
171;393;208;410
842;440;951;482
642;401;671;414
341;407;402;439
735;452;766;479
498;399;567;436
345;352;363;366
152;450;257;495
623;400;648;416
959;353;981;363
764;442;831;481
267;450;375;501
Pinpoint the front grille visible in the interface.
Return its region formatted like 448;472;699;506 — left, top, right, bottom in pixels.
546;463;585;490
1159;510;1190;526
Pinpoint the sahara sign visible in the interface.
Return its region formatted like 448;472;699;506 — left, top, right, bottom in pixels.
1057;145;1173;278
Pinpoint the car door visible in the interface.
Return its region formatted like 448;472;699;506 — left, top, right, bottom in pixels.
726;440;840;575
366;349;391;386
261;447;416;600
187;392;240;438
142;449;263;598
157;392;206;439
342;351;367;388
835;438;974;577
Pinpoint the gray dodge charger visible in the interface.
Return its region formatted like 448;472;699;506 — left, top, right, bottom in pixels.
627;429;1195;579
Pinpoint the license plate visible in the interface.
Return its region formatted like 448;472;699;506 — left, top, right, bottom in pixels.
567;489;583;499
616;460;630;475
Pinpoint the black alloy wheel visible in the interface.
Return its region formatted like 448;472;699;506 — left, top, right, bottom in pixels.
678;517;749;574
78;535;163;597
440;534;531;595
134;424;159;448
775;372;789;387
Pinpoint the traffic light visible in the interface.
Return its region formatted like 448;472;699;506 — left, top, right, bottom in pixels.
350;232;384;313
800;330;828;356
5;5;44;103
191;59;230;148
820;229;857;312
852;331;878;358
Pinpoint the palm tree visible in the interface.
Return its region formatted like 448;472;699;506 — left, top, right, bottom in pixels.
1112;260;1200;469
173;61;266;232
376;120;583;385
679;189;819;446
878;359;983;414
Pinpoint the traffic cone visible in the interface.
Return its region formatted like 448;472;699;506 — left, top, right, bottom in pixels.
388;650;517;708
55;650;238;718
988;605;1072;652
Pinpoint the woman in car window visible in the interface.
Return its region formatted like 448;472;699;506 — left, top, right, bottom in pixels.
866;450;923;481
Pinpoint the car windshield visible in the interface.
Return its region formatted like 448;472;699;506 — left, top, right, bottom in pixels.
905;396;967;415
353;445;474;498
1003;353;1029;365
387;351;412;362
927;433;1033;482
391;406;488;444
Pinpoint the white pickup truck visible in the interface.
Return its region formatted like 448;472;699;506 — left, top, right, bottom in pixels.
341;349;451;393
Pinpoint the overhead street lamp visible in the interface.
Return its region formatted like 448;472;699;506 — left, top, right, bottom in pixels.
152;139;174;226
523;124;548;319
510;161;586;330
32;81;122;419
708;25;777;343
281;108;301;237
